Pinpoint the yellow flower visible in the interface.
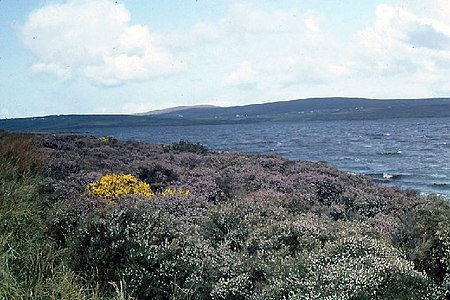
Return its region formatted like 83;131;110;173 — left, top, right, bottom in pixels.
87;174;154;200
98;136;112;142
87;174;191;201
161;186;190;197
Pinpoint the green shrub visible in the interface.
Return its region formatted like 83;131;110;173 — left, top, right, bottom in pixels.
164;140;208;154
67;199;217;299
394;198;450;292
255;234;444;300
138;164;179;193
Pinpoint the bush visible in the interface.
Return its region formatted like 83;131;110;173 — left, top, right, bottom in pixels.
394;199;450;292
138;165;179;192
317;235;444;299
258;234;444;299
67;199;217;299
87;174;154;200
164;140;208;154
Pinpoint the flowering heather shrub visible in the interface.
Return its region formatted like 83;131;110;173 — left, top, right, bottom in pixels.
295;235;444;299
366;213;399;237
87;174;154;200
248;231;443;299
394;199;450;293
67;199;219;299
438;231;450;295
203;205;250;252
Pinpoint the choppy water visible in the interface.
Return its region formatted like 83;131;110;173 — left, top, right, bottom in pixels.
82;117;450;198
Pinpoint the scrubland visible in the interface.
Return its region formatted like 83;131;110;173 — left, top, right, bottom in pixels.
0;131;448;299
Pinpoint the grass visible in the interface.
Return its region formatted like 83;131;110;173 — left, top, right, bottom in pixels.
0;133;111;300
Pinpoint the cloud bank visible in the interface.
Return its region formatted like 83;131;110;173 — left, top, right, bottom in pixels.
22;0;180;86
358;3;450;87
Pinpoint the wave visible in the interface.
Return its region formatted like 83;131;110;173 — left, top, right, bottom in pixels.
379;150;402;155
368;173;403;180
431;182;450;189
369;133;392;139
383;173;402;179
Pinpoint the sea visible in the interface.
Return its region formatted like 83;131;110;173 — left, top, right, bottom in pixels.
79;116;450;199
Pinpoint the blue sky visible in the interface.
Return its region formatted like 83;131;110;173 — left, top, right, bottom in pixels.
1;0;450;118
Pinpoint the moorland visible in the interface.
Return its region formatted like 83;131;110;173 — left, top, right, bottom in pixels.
0;131;449;299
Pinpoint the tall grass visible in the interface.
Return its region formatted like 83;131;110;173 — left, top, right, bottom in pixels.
0;133;104;299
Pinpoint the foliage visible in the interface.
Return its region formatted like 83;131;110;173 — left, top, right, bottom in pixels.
0;132;102;299
138;164;179;192
164;140;208;154
0;132;43;179
66;199;216;299
87;174;190;202
393;199;450;293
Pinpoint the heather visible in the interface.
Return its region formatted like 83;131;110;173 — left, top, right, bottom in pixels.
0;131;448;299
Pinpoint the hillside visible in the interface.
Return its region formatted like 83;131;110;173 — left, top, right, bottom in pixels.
136;104;219;116
1;97;450;132
153;97;450;121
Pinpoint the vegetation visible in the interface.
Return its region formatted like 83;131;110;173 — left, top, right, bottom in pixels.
0;133;100;299
163;140;208;154
0;132;448;299
88;174;155;200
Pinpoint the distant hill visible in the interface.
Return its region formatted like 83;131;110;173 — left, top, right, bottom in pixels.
136;105;219;116
153;97;450;121
1;97;450;132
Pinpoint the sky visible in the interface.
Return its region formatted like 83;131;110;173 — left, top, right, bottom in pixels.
1;0;450;118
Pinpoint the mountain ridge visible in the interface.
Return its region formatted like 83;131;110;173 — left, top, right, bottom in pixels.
136;104;219;116
1;97;450;132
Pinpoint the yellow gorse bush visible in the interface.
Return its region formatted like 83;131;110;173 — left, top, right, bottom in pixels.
161;186;190;197
98;136;112;142
87;174;191;201
87;174;154;200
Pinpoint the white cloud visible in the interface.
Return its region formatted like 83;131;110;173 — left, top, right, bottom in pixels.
303;10;321;33
225;4;303;34
171;3;347;91
223;61;258;89
163;22;222;49
398;0;450;25
359;4;450;52
354;2;450;96
30;62;72;79
21;0;180;87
